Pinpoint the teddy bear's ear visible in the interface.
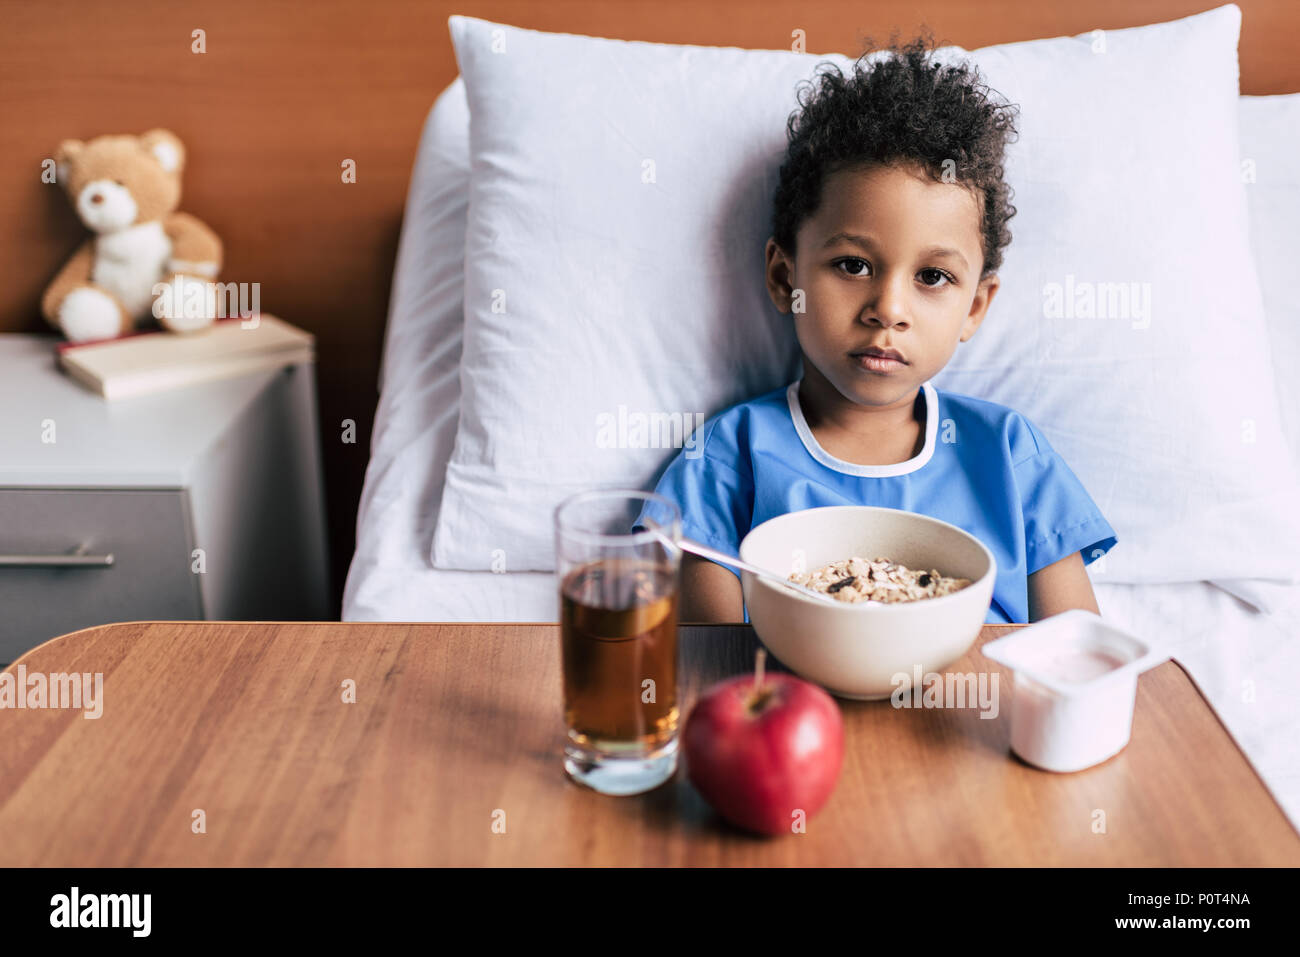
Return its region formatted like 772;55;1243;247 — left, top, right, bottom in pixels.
140;129;185;174
54;139;83;183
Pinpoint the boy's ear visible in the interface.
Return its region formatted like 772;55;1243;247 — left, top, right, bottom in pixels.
960;274;1000;342
764;237;797;314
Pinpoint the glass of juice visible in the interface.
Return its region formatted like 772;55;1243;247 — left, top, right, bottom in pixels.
554;489;682;795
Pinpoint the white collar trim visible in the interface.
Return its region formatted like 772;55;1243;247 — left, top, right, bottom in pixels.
786;379;938;477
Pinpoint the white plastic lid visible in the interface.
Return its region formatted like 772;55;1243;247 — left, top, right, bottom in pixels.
980;608;1168;697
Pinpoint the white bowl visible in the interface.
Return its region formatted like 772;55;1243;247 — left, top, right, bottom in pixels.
738;506;997;700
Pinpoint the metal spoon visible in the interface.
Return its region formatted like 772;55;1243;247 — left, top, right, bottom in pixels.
640;517;848;607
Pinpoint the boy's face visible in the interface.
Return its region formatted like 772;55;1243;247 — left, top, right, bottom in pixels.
765;162;999;410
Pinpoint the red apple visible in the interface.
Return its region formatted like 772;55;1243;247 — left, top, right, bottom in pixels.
683;648;844;836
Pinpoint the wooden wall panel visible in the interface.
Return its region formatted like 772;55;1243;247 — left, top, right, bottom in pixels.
1;0;1294;615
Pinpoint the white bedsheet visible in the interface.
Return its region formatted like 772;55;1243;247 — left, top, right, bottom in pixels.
1092;581;1300;834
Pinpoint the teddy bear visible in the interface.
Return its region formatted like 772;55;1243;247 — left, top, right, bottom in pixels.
41;129;223;342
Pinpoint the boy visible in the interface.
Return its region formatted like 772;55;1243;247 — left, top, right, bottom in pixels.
636;38;1116;624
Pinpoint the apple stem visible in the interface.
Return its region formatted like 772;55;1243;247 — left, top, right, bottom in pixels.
754;647;766;692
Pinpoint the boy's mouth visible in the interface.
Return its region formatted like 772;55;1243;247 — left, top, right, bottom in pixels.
849;345;908;371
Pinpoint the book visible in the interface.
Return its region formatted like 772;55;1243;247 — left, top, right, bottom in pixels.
56;314;314;400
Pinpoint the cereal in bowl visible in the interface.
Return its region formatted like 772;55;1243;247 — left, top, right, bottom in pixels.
788;556;971;604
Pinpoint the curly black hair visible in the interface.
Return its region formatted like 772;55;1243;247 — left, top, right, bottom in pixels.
771;33;1019;277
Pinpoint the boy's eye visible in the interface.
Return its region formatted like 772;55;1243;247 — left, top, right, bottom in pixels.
834;258;955;288
918;267;955;288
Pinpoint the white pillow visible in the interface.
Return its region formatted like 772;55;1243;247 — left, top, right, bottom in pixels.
1218;93;1300;612
344;78;561;620
374;78;470;402
433;6;1300;605
1240;94;1300;475
352;78;470;573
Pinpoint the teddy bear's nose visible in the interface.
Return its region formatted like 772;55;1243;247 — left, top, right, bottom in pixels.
89;193;104;205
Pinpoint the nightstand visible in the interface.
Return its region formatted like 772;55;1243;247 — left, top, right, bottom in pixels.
0;333;331;664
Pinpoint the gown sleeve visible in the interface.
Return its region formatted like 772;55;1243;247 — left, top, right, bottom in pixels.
633;417;754;557
1013;424;1118;574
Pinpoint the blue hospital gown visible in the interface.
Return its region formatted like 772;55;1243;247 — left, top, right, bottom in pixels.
633;379;1117;624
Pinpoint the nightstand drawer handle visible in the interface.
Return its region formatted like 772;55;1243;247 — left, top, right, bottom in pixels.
0;552;115;567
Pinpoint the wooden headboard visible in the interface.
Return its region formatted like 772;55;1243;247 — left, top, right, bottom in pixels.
1;0;1294;614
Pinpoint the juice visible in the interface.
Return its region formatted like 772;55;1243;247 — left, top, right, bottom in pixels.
560;557;679;754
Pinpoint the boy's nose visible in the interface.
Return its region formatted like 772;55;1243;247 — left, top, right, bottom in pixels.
861;276;911;327
860;302;909;328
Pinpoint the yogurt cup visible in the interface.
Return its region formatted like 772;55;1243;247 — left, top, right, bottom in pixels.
980;609;1168;772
